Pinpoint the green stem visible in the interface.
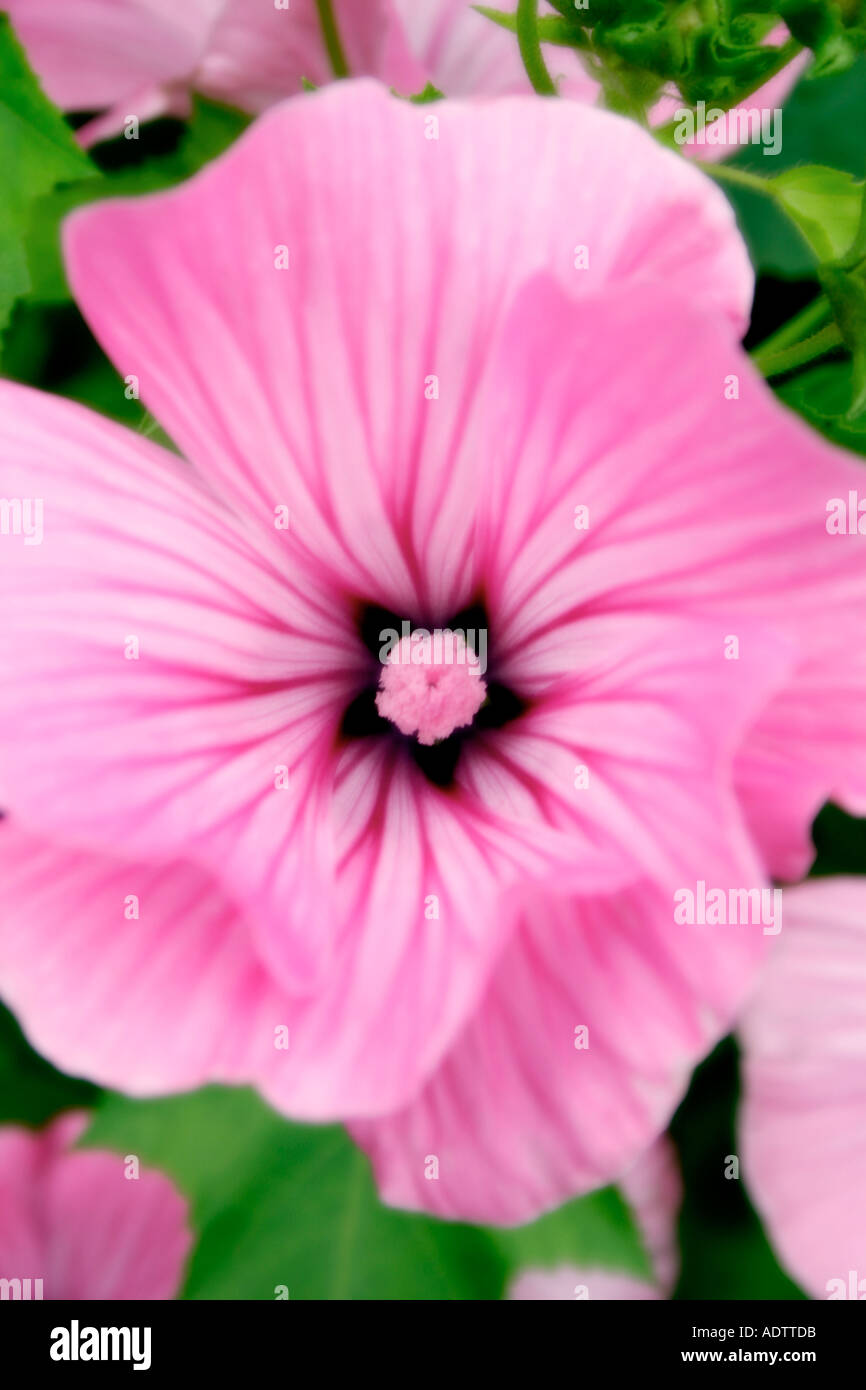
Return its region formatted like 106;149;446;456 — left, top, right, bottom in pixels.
752;322;843;379
516;0;557;95
705;163;776;197
752;295;833;364
315;0;350;79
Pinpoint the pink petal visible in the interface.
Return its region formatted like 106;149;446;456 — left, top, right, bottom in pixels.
0;380;354;990
393;0;599;99
0;1113;191;1299
0;825;284;1097
739;878;866;1299
460;609;791;896
287;741;634;1116
197;0;427;112
508;1266;661;1300
351;878;766;1224
478;275;866;881
64;82;753;621
620;1138;682;1294
4;0;222;111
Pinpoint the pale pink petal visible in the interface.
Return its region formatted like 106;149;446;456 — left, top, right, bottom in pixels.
739;878;866;1299
620;1138;682;1294
4;0;222;111
0;1113;191;1299
285;741;635;1116
393;0;599;99
197;0;427;111
64;82;753;623
0;825;285;1097
476;276;866;882
352;878;767;1224
0;380;354;991
459;610;791;898
509;1265;660;1300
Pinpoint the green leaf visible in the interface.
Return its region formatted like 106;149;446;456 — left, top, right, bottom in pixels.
407;82;445;104
475;6;588;47
818;183;866;416
80;1086;651;1300
24;97;249;305
778;358;866;449
0;1001;100;1126
721;56;866;278
80;1089;504;1299
671;1038;806;1300
0;14;96;333
496;1185;652;1280
771;166;864;263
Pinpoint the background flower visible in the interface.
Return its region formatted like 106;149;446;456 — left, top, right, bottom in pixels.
739;878;866;1299
0;1112;191;1299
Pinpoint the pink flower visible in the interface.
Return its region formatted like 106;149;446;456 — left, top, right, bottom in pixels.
1;84;865;1223
0;1112;191;1299
4;0;424;144
6;0;806;161
508;1138;680;1299
739;878;866;1299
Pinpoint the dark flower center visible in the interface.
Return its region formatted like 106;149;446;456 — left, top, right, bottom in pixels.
339;598;527;787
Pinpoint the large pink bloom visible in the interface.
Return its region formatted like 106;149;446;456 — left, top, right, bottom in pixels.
0;1112;191;1299
1;84;865;1222
739;879;866;1299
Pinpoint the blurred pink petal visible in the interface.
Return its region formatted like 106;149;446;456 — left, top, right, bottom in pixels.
4;0;222;111
350;878;764;1223
198;0;426;111
509;1267;661;1299
0;1112;191;1299
392;0;598;99
739;878;866;1299
5;0;424;144
620;1138;682;1294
